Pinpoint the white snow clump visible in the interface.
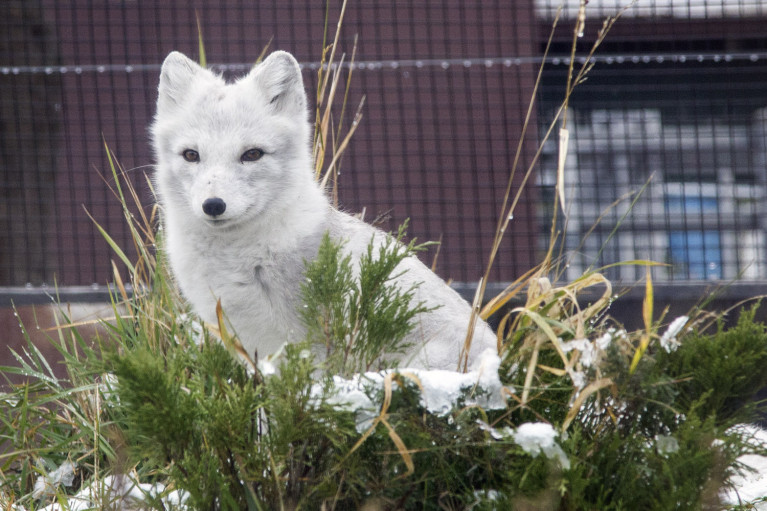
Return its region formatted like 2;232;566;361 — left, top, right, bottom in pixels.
32;460;76;500
29;474;189;511
660;315;688;353
510;422;571;470
477;420;570;469
654;434;679;456
557;329;617;388
721;425;767;509
316;349;511;433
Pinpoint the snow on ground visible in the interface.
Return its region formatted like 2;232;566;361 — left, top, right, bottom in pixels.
319;348;510;433
722;425;767;509
23;474;188;511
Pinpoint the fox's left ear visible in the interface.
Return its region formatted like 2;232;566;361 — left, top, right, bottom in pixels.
248;51;306;117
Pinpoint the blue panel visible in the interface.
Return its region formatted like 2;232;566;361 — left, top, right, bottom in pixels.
669;230;722;280
665;195;719;215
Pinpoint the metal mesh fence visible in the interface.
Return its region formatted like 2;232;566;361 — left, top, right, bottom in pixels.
537;0;767;283
1;0;766;295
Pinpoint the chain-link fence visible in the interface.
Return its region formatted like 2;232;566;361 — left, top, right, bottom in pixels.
2;0;766;300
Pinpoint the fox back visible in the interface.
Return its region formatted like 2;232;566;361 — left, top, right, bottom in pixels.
152;50;496;370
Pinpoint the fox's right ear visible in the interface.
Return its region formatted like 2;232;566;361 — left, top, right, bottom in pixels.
157;51;204;114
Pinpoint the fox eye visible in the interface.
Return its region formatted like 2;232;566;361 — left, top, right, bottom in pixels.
241;148;264;163
181;149;200;162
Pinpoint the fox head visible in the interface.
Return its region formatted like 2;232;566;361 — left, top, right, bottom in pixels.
152;51;313;228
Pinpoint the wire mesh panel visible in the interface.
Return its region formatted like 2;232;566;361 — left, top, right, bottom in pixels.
536;0;767;284
1;0;766;293
0;0;539;289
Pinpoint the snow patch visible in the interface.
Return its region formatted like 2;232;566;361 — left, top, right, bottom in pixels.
29;475;189;511
560;338;598;367
722;425;767;509
476;420;571;469
660;316;688;353
257;359;277;377
316;349;511;432
654;434;679;456
325;373;383;432
511;422;571;470
33;461;76;500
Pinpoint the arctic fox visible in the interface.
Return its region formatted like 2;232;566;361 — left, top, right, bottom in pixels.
151;50;496;370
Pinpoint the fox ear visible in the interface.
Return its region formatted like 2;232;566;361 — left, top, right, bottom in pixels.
157;51;205;114
248;51;306;117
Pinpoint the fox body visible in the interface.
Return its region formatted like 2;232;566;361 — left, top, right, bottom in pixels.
151;50;496;370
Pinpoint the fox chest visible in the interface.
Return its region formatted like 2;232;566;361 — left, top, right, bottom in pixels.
170;240;306;347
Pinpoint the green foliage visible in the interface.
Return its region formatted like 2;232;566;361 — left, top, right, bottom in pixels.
657;306;767;425
0;308;115;509
555;304;767;510
301;222;433;376
112;329;357;509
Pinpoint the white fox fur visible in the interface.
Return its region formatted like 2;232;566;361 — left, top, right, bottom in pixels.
151;50;496;370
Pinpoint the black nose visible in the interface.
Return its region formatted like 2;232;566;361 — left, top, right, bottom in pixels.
202;197;226;217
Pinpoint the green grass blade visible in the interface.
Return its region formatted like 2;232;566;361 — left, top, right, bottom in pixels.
84;206;136;275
